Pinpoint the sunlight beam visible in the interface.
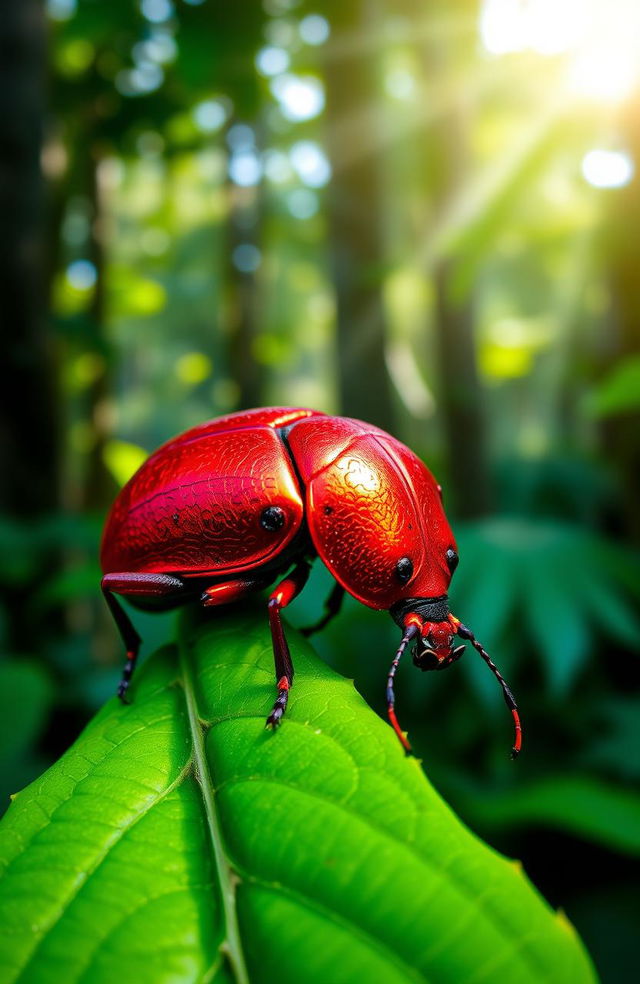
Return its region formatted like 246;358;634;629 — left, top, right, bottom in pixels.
480;0;640;105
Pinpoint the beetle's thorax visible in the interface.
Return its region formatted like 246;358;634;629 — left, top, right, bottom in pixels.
390;595;450;626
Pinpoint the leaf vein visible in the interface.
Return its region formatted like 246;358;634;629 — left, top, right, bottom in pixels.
9;760;193;984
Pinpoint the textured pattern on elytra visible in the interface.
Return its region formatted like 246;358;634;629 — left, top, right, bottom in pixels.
145;407;322;465
306;435;455;609
101;426;304;576
286;415;381;480
375;436;456;597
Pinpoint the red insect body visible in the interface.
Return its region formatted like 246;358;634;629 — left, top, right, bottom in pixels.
100;407;521;756
101;407;313;578
285;416;455;609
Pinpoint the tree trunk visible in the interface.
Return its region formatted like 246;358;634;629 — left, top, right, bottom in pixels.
0;0;59;517
80;137;117;511
425;4;490;517
0;0;62;656
432;255;490;517
323;1;395;432
600;96;640;542
223;172;264;410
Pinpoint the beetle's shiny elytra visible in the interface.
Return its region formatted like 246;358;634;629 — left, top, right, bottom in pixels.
100;407;521;757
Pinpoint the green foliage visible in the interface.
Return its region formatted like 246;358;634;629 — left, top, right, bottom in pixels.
0;662;54;809
582;697;640;781
2;1;637;980
587;355;640;417
453;775;640;856
0;610;596;984
451;518;640;698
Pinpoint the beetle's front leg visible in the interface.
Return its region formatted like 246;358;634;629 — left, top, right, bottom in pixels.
102;572;188;701
266;561;312;728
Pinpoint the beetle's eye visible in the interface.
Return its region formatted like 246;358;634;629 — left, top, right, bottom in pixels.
395;557;413;584
446;548;459;573
261;506;285;531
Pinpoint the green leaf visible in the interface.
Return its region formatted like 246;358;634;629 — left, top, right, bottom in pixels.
0;609;596;984
586;355;640;417
455;776;640;857
582;697;640;781
449;544;519;706
453;519;640;698
521;556;591;696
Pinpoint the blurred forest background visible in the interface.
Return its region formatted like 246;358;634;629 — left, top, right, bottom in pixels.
1;0;639;980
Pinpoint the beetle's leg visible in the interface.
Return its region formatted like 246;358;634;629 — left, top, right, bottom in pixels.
266;561;312;729
300;580;345;637
101;572;187;702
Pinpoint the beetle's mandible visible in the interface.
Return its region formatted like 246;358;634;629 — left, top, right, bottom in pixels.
100;406;521;757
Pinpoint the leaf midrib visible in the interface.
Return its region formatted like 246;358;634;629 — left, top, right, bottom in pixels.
202;719;569;984
179;637;249;984
216;774;548;977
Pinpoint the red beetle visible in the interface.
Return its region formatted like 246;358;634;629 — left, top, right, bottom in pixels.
101;406;521;756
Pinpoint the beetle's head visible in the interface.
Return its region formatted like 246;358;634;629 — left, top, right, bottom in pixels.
386;597;522;759
389;596;464;670
413;619;465;669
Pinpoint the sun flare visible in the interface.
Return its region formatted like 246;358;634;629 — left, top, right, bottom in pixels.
480;0;640;104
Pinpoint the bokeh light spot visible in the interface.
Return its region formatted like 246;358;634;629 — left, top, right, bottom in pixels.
47;0;77;20
58;39;94;75
134;33;177;66
127;279;167;315
228;151;263;187
289;140;331;187
66;260;97;291
140;0;174;24
480;0;640;104
175;352;213;385
104;440;149;487
385;69;416;100
116;63;164;96
287;189;319;219
263;149;294;184
252;333;292;366
263;0;299;18
569;49;638;103
481;344;533;379
232;244;262;273
227;124;255;151
69;352;106;390
582;149;635;188
256;46;290;77
270;74;325;121
193;99;228;133
299;14;330;46
264;17;297;48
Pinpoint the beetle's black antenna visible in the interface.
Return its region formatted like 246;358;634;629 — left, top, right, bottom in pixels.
455;621;522;758
386;624;419;754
